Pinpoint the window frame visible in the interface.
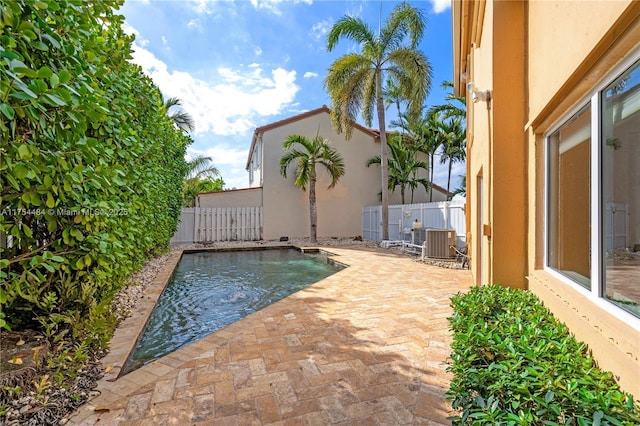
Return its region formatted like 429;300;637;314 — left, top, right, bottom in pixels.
543;48;640;328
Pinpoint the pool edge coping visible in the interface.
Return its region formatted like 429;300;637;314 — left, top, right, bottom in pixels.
101;244;347;382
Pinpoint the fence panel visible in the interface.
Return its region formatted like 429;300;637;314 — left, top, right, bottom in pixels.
362;206;381;241
363;200;466;247
171;207;263;244
170;208;196;244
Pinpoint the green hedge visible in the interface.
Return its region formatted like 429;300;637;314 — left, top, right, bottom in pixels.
0;0;189;343
447;285;640;425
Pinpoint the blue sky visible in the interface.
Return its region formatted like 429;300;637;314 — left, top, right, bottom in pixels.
119;0;462;190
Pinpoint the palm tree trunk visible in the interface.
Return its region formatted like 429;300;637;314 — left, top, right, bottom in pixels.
429;153;434;202
376;70;389;240
309;176;317;243
447;159;453;200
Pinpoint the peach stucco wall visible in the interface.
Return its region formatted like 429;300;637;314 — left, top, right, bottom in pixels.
199;109;447;241
197;187;262;208
527;0;630;122
456;0;640;396
260;112;383;240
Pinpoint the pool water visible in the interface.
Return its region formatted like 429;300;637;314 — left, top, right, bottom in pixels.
122;249;344;374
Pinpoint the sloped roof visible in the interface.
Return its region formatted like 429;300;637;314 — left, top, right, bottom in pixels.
431;182;450;196
245;105;380;170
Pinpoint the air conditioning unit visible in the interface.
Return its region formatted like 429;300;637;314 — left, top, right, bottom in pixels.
412;227;427;245
424;229;457;258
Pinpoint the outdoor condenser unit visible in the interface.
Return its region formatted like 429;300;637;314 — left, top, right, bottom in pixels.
424;229;457;258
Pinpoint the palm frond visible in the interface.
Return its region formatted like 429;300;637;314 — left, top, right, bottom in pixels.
380;2;426;51
168;110;196;133
326;16;375;51
186;155;219;180
164;96;195;132
280;134;345;191
386;48;432;120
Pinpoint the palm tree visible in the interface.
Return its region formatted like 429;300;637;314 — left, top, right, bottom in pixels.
427;81;467;200
438;117;466;198
164;97;195;133
366;134;430;204
428;80;466;120
183;155;221;206
280;134;345;243
324;2;432;240
402;109;443;201
383;78;407;132
451;174;466;198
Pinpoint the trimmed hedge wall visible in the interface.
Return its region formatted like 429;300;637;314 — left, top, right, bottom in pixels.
447;285;640;425
1;0;189;342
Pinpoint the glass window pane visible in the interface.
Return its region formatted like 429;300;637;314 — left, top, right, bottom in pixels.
602;59;640;317
548;104;591;288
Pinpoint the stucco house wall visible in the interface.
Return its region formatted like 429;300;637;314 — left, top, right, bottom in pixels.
197;107;450;241
196;187;262;208
255;107;386;240
453;0;640;396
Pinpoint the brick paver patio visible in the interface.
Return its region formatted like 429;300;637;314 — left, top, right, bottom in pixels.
68;246;473;425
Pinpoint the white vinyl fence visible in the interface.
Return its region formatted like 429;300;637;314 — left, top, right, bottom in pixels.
171;207;263;244
363;200;466;247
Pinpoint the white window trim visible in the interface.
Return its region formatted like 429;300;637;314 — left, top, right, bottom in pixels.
544;48;640;330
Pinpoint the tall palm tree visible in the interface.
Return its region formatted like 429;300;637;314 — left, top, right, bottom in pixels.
164;97;195;133
366;134;430;204
427;81;467;200
280;134;345;243
183;155;221;206
324;2;432;240
438;117;466;198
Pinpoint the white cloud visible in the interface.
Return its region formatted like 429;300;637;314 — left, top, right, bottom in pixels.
161;35;169;48
188;145;248;167
429;0;451;14
187;146;251;189
187;19;203;32
254;46;263;56
433;154;465;190
191;0;216;15
311;19;332;40
122;22;149;47
250;0;313;15
130;40;300;136
346;3;364;19
303;71;318;79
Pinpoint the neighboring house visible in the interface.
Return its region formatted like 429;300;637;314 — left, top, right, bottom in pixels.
197;106;448;240
453;1;639;395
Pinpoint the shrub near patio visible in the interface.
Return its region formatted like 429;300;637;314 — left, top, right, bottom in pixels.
447;285;640;425
1;0;189;421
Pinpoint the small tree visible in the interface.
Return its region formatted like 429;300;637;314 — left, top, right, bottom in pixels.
367;134;429;204
279;134;345;243
439;117;466;198
183;155;221;207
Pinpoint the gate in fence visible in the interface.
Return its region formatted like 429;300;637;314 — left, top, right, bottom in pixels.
171;207;263;244
363;200;466;247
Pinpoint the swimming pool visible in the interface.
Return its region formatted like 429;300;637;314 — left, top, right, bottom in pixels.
122;248;344;374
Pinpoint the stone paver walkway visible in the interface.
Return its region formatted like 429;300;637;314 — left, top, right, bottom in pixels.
68;246;473;425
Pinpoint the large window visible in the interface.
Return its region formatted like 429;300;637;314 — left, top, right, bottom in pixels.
602;60;640;316
548;105;591;288
547;58;640;318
